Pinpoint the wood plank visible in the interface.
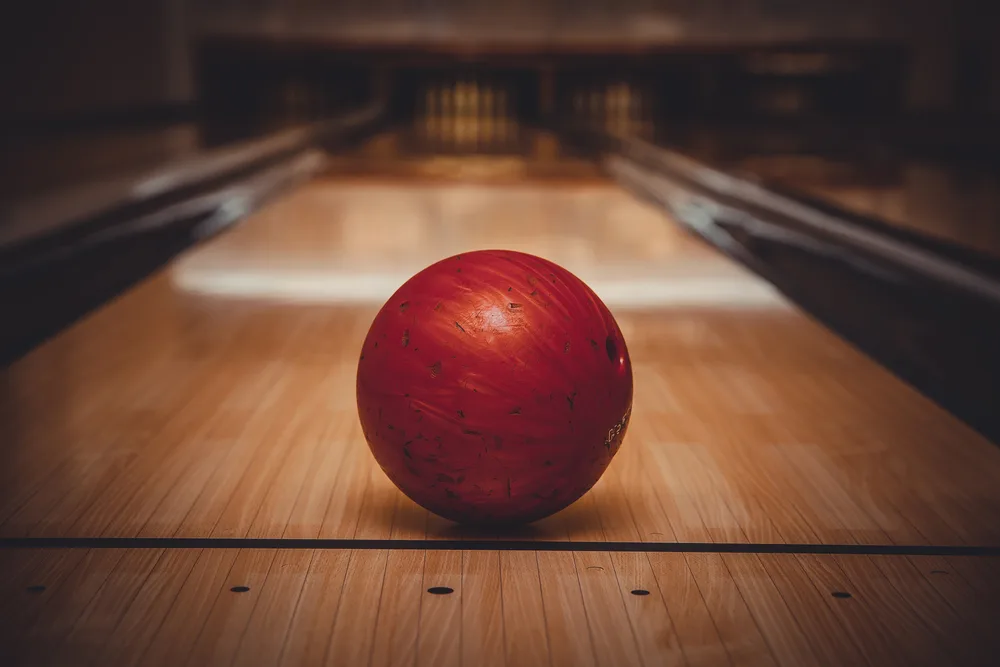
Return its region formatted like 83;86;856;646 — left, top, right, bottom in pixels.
316;425;372;540
771;444;891;546
461;551;505;667
371;550;424;667
9;548;127;665
755;554;871;667
166;388;291;538
244;404;335;539
0;548;90;651
98;405;245;538
281;419;358;538
500;551;550;667
137;549;241;667
867;555;993;667
0;548;57;593
0;445;136;538
278;550;352;667
231;550;313;666
609;551;687;666
650;438;749;543
684;420;817;545
536;550;597;667
355;437;406;541
607;428;678;543
638;443;714;543
792;554;918;667
825;555;953;667
55;365;255;539
417;550;463;667
323;549;390;666
390;491;430;541
722;554;823;667
0;356;208;528
55;548;165;665
573;551;645;667
683;553;777;667
182;548;278;667
95;548;204;667
206;399;321;539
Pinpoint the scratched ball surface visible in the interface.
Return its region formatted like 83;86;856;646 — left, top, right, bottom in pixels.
356;250;633;525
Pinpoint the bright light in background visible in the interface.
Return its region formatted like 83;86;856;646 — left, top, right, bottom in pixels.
170;266;788;310
168;181;791;311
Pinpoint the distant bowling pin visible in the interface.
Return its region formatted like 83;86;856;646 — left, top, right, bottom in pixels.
604;84;613;134
508;89;519;145
424;86;436;141
497;89;508;145
633;89;644;138
442;85;454;149
621;84;631;137
483;85;495;147
470;80;480;150
454;81;465;149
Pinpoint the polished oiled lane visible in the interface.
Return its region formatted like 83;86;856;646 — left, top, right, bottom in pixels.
0;547;998;667
2;176;1000;548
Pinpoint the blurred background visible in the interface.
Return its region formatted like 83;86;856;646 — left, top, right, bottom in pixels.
1;0;998;436
1;1;997;193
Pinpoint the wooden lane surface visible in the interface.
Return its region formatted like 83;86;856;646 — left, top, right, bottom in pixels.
0;547;998;667
2;175;1000;549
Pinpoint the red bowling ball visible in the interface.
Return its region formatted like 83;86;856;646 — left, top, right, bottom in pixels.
356;250;633;525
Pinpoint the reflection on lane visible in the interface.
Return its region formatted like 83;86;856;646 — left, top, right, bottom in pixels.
171;179;788;310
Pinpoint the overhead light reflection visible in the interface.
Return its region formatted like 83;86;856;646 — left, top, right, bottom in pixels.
171;267;789;310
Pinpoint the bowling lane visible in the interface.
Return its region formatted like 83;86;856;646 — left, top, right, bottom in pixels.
3;170;1000;546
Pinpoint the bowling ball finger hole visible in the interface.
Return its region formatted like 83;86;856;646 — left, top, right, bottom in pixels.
26;585;46;593
630;589;650;596
427;586;454;595
586;566;604;572
231;586;251;593
831;591;852;599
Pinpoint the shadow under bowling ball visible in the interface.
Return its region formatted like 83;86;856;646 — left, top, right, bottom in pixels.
420;492;606;540
370;479;609;540
427;518;550;541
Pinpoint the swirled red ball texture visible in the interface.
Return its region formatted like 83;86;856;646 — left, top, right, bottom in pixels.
356;250;633;525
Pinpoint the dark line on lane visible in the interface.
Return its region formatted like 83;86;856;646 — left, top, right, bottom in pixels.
0;538;998;556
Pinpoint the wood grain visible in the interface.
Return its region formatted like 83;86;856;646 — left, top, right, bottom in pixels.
3;178;999;548
461;551;505;667
2;173;1000;665
0;548;994;666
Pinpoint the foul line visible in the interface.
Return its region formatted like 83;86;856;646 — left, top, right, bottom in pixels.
0;537;998;556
